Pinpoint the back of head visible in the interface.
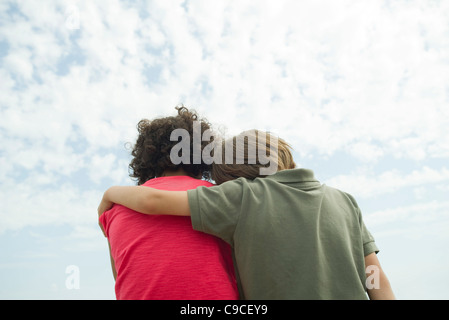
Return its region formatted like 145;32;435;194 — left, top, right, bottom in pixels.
211;130;296;185
129;106;212;185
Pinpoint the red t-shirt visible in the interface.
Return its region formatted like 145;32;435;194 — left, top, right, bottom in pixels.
99;176;239;300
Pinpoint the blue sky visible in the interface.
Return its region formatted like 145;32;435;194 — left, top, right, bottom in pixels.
1;0;449;299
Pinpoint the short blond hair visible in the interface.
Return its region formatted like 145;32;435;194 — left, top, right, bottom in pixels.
211;130;296;185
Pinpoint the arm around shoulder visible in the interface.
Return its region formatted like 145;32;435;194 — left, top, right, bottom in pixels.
148;188;190;216
98;186;191;217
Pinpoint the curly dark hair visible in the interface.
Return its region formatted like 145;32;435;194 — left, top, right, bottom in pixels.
129;106;213;185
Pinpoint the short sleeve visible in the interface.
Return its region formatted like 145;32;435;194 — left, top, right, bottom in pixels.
344;192;379;256
355;203;379;256
187;179;245;245
360;219;379;256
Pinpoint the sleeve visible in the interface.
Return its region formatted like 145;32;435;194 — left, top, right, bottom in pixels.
98;209;112;238
360;219;379;256
187;179;245;245
98;212;109;237
345;192;379;256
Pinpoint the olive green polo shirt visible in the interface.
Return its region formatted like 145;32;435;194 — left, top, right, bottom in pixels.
187;168;379;299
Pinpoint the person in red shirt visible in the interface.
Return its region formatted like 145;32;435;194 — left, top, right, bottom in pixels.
99;106;238;300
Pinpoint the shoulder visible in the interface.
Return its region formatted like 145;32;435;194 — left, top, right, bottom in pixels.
340;190;360;208
195;179;215;188
188;177;248;204
322;185;361;209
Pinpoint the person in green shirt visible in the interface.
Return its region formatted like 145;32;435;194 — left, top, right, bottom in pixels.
98;130;395;300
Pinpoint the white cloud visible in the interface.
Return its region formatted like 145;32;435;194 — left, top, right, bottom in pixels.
0;0;448;234
365;200;449;241
326;166;449;199
0;182;100;234
6;1;449;155
3;47;33;80
346;141;384;163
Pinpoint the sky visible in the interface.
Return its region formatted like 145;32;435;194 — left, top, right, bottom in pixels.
0;0;448;300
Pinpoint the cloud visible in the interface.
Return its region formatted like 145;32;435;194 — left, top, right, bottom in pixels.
0;182;99;234
364;200;449;242
326;166;449;199
1;0;449;236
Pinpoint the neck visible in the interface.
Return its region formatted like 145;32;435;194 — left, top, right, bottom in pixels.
160;168;190;177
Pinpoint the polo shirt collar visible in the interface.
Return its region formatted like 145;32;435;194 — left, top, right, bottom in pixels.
267;168;320;184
